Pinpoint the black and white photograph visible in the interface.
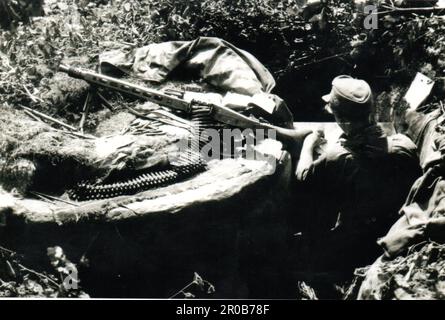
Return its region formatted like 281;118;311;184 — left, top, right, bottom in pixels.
0;0;445;304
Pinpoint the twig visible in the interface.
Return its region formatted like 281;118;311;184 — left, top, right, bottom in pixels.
120;126;131;135
150;109;192;126
404;261;416;282
30;191;79;207
70;128;95;139
169;281;195;299
0;245;15;255
407;240;429;255
23;110;43;122
137;130;165;136
17;263;59;289
29;191;56;204
117;204;139;215
80;231;101;261
79;91;92;134
390;6;445;12
126;107;191;130
121;104;174;129
5;2;22;20
51;128;96;140
18;106;77;131
22;85;40;103
150;116;190;130
122;104;150;119
294;52;349;70
378;5;445;15
118;41;136;47
113;225;125;242
96;91;114;111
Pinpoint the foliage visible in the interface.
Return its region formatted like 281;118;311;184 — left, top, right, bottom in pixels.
2;0;445;118
355;13;445;82
0;0;44;28
0;245;89;298
134;0;359;77
0;0;361;123
169;272;216;299
354;242;445;300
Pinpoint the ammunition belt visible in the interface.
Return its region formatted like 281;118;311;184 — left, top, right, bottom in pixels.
67;105;222;201
67;162;205;201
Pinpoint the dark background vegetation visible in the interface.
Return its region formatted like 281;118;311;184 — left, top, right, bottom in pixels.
2;0;444;124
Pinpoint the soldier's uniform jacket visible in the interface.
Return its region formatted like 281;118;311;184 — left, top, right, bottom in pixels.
299;129;421;270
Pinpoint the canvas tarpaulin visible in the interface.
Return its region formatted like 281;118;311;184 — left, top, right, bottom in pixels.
99;37;276;96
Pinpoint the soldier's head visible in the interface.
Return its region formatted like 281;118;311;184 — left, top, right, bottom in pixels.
322;75;375;136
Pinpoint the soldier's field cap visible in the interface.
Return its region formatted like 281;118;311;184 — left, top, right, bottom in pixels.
322;75;372;106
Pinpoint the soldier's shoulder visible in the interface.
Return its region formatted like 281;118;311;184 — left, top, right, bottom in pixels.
324;142;352;162
387;133;418;157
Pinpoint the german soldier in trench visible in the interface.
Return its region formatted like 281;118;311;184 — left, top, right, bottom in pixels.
293;75;422;297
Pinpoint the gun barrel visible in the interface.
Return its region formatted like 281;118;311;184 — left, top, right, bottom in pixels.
58;64;191;113
58;64;70;74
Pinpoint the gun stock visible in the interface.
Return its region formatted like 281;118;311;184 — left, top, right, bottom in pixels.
210;104;311;146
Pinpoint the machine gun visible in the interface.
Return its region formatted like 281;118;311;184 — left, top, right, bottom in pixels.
58;65;311;147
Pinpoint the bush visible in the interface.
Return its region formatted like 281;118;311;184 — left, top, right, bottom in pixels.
0;245;89;298
2;0;444;121
0;0;44;29
0;0;361;121
99;0;361;119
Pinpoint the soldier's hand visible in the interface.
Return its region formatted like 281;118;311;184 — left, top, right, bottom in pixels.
304;129;326;150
